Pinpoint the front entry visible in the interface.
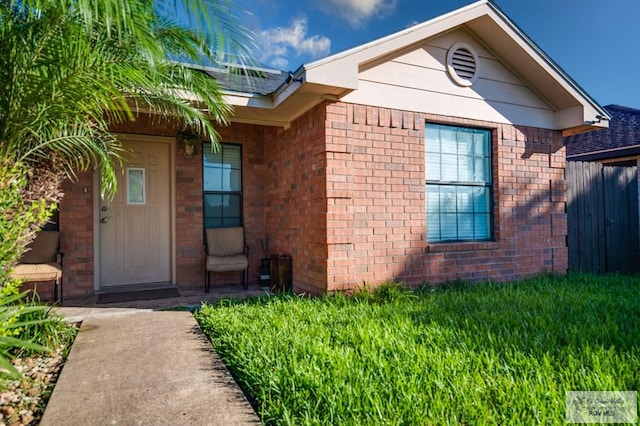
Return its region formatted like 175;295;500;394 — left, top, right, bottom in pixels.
99;138;171;286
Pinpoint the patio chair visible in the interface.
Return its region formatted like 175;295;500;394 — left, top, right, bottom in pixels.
10;231;63;303
205;227;249;292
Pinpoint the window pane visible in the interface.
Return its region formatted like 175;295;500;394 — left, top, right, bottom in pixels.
427;214;440;241
474;157;491;182
440;128;457;154
426;185;440;213
204;194;223;218
457;129;474;155
441;154;458;181
220;165;233;191
224;194;241;218
426;154;441;181
228;169;242;192
127;168;145;204
473;187;490;213
474;214;490;239
203;166;223;191
203;147;223;165
458;155;473;182
203;143;243;228
456;187;473;213
425;126;440;150
425;123;493;243
473;132;489;156
458;213;474;239
224;145;241;167
440;187;456;213
441;214;457;240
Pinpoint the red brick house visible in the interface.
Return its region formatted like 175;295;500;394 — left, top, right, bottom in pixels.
56;0;608;300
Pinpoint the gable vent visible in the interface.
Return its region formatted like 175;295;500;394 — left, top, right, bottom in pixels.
446;42;480;87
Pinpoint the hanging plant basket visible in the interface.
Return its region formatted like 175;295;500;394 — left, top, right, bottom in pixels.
177;129;201;159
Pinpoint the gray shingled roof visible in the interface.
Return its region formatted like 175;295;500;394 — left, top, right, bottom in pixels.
198;67;288;96
565;105;640;159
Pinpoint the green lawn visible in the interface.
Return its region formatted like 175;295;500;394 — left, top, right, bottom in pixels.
195;274;640;425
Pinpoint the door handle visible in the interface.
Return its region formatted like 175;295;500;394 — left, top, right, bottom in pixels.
101;217;109;224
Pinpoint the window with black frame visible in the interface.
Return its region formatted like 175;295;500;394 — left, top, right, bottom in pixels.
202;143;242;228
425;123;493;243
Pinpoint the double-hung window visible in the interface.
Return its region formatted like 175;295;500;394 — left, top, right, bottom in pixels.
203;143;242;228
425;123;492;242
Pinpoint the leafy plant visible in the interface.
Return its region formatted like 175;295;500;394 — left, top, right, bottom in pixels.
0;292;49;380
0;0;251;360
0;165;54;288
0;0;253;278
0;281;76;385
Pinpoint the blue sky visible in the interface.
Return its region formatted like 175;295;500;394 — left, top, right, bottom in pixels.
232;0;640;109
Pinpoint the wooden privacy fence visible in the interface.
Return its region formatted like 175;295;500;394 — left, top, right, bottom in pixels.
566;161;640;274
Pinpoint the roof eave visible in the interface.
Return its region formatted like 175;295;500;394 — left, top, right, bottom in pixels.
296;0;609;131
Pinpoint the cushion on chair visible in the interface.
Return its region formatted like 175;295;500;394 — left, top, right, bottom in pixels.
206;254;249;272
20;231;60;264
206;227;245;256
11;263;62;282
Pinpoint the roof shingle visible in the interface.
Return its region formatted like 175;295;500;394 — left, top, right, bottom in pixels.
565;104;640;158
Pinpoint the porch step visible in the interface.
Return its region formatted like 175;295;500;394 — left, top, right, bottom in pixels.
96;287;181;304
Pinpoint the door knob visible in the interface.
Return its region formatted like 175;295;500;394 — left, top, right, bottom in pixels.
101;217;109;224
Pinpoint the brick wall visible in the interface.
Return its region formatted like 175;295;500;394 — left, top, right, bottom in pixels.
59;171;95;298
58;115;267;296
324;102;567;291
264;104;328;294
58;104;568;298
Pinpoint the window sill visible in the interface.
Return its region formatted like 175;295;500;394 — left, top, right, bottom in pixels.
426;241;499;253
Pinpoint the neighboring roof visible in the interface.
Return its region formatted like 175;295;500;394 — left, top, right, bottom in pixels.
207;0;609;131
565;105;640;160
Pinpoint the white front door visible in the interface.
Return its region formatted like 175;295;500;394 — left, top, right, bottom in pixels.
99;139;171;286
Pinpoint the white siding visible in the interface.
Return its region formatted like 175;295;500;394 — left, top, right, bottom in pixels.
342;29;557;128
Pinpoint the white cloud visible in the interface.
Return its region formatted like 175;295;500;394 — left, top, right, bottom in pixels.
316;0;398;28
258;17;331;69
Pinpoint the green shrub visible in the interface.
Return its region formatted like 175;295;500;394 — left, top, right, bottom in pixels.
0;164;55;287
0;164;60;382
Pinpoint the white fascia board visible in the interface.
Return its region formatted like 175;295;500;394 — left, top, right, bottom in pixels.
558;105;608;130
302;0;490;89
483;4;610;125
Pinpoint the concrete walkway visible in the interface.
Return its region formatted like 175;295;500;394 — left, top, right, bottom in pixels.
40;308;260;425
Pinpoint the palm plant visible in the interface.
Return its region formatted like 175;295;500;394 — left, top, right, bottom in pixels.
0;0;252;261
0;0;252;367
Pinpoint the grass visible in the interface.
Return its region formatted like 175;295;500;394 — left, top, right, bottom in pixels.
195;274;640;425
